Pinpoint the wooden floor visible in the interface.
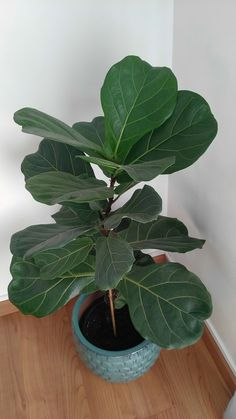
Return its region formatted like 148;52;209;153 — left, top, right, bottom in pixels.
0;302;232;419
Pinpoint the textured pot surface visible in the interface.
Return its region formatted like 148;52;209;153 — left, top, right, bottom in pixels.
72;294;160;383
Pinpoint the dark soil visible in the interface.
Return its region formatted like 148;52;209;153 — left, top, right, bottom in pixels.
79;296;144;351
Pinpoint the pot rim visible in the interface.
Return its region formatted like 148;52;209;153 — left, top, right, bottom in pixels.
72;294;151;357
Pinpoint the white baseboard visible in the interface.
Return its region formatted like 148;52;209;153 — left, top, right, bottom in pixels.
206;319;236;376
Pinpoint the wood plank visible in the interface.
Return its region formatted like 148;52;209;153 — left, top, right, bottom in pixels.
0;306;232;419
0;299;18;317
0;314;26;419
157;339;231;418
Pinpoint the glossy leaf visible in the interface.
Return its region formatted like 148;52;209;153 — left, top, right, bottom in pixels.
125;90;218;173
9;256;96;317
101;56;177;161
79;155;175;182
52;203;99;227
73;116;105;156
22;139;94;180
104;185;162;229
120;157;175;181
10;223;95;258
52;206;87;226
14;108;102;154
73;117;117;177
34;237;93;280
118;263;212;348
10;257;39;280
119;216;205;252
78;155;119;170
26;172;114;205
95;236;135;290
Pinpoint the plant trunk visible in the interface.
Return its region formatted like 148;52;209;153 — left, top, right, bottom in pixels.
108;289;117;337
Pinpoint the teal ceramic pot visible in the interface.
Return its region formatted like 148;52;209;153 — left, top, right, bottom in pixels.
72;294;160;383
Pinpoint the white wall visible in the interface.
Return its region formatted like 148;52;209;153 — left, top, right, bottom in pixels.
169;0;236;372
0;0;174;298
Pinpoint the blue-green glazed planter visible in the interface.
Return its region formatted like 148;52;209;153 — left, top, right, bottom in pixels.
72;294;160;383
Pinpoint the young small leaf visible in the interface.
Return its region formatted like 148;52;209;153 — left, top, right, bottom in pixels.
73;116;106;156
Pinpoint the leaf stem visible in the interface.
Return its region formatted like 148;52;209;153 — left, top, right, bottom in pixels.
108;289;117;337
105;177;116;216
112;195;120;204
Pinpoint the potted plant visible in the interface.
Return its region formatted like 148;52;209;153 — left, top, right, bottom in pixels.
9;56;217;383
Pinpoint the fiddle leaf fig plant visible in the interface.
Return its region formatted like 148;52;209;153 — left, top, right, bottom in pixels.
9;56;217;349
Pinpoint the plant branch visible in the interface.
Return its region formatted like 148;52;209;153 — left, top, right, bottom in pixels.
98;210;103;220
112;195;120;204
105;177;116;216
104;177;118;338
108;289;117;337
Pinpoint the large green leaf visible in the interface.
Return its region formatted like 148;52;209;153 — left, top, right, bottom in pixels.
34;237;93;280
118;263;212;348
26;172;114;205
119;216;205;252
125;90;218;173
52;203;99;227
10;223;95;258
95;236;135;290
8;256;96;317
14;108;103;154
104;185;162;229
21;139;94;180
78;155;175;182
101;56;177;161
